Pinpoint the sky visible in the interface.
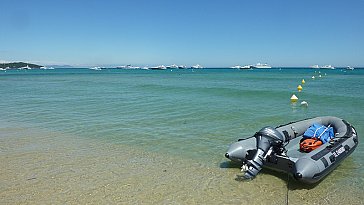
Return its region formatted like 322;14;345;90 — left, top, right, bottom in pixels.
1;0;363;67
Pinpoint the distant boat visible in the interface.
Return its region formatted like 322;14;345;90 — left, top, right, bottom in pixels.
346;66;354;70
116;65;127;69
166;64;178;69
117;65;140;69
231;65;242;69
310;65;320;69
89;67;102;70
40;66;54;70
0;67;6;71
251;63;271;69
149;65;167;70
240;65;253;69
320;65;335;69
230;65;253;69
178;65;186;69
191;64;203;69
18;65;31;70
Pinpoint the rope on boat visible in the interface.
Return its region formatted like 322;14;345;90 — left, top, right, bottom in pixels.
286;172;290;205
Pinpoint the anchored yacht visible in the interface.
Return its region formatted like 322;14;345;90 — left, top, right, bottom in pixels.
191;64;203;69
251;63;271;69
320;65;335;69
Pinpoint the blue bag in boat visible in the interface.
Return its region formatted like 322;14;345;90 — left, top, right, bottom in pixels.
303;123;334;144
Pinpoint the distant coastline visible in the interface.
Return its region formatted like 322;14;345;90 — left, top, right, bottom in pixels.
1;62;363;70
0;62;43;69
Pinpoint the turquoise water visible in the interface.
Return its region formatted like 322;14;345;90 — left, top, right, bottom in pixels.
1;68;363;203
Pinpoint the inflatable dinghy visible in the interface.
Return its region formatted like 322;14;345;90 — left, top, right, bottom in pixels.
225;116;358;184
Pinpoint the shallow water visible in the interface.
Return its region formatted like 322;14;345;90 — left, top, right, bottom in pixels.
1;68;363;204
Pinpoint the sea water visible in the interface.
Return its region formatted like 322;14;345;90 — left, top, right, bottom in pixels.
1;68;363;204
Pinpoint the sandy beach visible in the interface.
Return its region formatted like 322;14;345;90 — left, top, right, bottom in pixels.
1;122;363;205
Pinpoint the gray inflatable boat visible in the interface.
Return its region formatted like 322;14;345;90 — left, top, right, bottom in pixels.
225;116;358;184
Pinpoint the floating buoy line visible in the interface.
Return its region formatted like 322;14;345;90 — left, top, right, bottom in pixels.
290;70;327;107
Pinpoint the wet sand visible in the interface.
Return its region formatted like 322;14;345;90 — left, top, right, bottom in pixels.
1;124;363;204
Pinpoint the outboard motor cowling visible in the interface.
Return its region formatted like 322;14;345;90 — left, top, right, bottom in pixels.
244;126;286;179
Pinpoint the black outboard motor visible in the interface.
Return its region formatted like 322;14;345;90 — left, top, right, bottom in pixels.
244;126;287;179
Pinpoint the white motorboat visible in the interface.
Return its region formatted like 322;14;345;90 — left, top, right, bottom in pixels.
240;65;253;69
231;65;242;69
39;66;54;70
191;64;203;69
166;64;178;69
251;63;271;69
89;67;102;70
320;65;335;69
19;65;31;70
149;65;167;70
117;65;140;69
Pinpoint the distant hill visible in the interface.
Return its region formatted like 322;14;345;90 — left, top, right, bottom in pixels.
0;62;43;69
